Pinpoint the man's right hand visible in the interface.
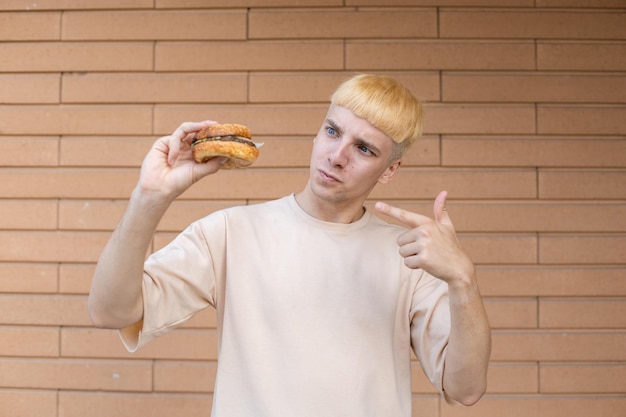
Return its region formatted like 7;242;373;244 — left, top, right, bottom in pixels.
138;120;227;200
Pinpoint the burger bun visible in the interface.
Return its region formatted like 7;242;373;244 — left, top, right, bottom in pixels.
192;123;259;169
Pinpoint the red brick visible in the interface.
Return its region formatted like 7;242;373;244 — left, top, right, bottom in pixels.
249;71;440;103
0;74;60;104
59;263;95;295
492;330;626;361
0;295;89;326
0;105;152;135
443;136;626;167
0;326;59;357
487;363;538;394
0;263;58;294
154;104;327;136
425;104;536;134
157;0;340;6
156;41;344;71
250;72;345;103
485;298;537;329
439;201;626;233
442;73;626;103
0;358;152;391
61;327;218;360
62;10;246;40
441;394;626;417
0;390;57;417
158;200;244;232
154;360;217;392
180;307;217;329
249;8;437;39
60;136;152;167
58;391;212;417
374;168;537;200
411;395;440;417
174;168;307;201
0;231;108;263
62;73;247;104
59;199;244;232
0;169;138;199
0;42;153;72
539;169;626;199
539;234;626;265
538;41;626;71
460;234;538;265
252;136;314;167
349;0;530;4
0;137;59;166
347;40;536;70
402;135;441;167
538;105;626;135
540;362;626;394
59;200;128;231
0;200;57;230
411;363;439;393
0;0;152;10
537;0;623;6
477;266;626;297
0;11;60;40
539;298;626;329
440;9;626;39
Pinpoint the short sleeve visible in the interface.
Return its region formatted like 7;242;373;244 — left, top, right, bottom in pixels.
409;272;451;393
119;216;224;351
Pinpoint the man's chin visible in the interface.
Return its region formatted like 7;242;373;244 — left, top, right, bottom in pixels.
309;181;347;203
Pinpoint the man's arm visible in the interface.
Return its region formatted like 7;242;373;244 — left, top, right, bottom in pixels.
375;191;491;406
441;270;491;405
87;120;225;329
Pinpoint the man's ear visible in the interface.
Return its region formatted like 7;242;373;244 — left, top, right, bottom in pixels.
378;159;402;184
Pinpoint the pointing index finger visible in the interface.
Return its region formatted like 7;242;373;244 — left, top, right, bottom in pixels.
374;201;431;228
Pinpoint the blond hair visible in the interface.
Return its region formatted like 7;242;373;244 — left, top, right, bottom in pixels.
331;74;424;159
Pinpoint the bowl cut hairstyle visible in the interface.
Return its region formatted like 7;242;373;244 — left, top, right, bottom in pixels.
331;74;424;160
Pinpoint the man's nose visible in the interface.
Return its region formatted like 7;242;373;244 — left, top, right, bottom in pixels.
328;141;349;167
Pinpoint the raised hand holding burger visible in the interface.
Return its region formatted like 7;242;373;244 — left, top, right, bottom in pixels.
191;123;261;169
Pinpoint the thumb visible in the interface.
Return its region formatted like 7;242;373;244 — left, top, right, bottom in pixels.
433;190;452;225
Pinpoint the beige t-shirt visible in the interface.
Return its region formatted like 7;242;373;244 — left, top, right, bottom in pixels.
120;194;450;416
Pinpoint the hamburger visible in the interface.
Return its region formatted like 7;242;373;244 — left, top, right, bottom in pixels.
192;123;260;169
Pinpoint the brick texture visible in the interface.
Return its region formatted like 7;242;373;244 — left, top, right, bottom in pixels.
0;3;624;417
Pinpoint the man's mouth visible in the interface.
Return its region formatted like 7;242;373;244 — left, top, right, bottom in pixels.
319;169;341;183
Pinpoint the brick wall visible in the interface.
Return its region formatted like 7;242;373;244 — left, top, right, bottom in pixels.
0;1;624;416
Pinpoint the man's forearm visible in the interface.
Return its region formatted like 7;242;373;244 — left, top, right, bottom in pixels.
87;187;173;329
442;276;492;406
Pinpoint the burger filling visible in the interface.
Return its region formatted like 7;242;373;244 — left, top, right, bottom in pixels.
193;135;256;147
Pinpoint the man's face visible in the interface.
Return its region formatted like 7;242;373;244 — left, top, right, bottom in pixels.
307;104;401;205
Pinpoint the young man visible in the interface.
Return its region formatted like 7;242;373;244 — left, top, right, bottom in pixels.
88;74;491;416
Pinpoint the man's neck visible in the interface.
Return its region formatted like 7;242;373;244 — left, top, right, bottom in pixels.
294;188;366;224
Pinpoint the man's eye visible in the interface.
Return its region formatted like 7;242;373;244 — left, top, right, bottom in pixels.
358;145;373;155
326;126;336;136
